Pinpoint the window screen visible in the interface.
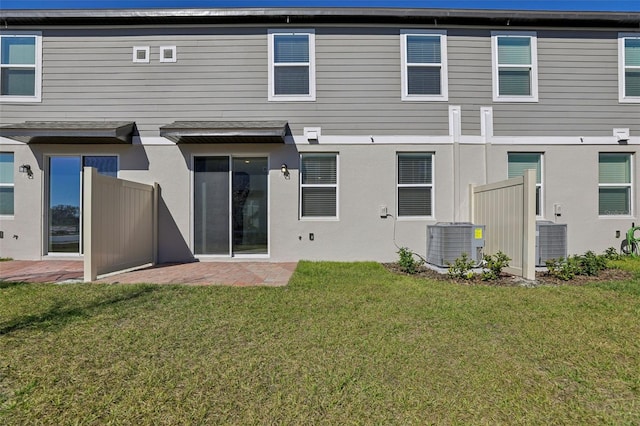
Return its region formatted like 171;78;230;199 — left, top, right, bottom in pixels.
497;37;532;96
0;152;14;215
599;153;632;215
398;153;433;217
406;35;442;95
272;33;313;98
300;153;337;218
0;35;37;97
624;38;640;97
508;152;542;216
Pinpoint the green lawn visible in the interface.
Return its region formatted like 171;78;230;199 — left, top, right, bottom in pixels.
1;260;640;424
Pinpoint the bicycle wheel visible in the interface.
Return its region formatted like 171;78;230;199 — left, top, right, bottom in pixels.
621;239;639;255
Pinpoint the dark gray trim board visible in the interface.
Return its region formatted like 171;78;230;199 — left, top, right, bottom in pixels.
1;8;638;28
159;121;289;144
0;121;136;144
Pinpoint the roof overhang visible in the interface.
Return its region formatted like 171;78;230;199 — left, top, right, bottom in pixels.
159;121;289;144
1;8;638;28
0;121;136;144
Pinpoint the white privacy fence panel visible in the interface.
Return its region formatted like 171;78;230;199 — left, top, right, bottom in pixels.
470;169;536;280
83;167;158;281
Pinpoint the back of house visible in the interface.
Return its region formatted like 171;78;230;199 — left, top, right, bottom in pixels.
0;7;638;263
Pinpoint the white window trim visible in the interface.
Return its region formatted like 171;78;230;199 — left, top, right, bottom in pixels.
618;33;640;103
268;29;316;102
0;152;14;218
491;31;538;103
396;152;435;219
299;153;339;220
508;152;544;219
400;30;448;101
132;46;150;63
159;46;177;63
0;31;42;103
598;153;634;218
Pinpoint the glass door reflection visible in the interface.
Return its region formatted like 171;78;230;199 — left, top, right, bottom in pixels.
48;156;81;253
194;156;268;256
232;158;268;254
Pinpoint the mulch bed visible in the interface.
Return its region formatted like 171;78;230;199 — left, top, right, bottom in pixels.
383;263;635;287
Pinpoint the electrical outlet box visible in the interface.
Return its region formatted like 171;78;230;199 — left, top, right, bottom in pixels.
379;205;387;218
554;203;562;217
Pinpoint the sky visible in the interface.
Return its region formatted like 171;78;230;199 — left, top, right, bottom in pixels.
1;0;639;11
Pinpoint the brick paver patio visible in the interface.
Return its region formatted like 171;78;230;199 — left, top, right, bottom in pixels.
0;260;297;287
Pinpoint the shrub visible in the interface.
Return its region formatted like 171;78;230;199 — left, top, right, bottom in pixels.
546;250;611;281
397;247;422;274
579;251;607;276
447;253;476;280
546;257;580;281
603;247;622;261
481;251;511;281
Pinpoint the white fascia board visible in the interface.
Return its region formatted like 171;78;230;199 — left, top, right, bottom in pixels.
135;136;178;145
132;135;640;146
489;136;640;145
291;135;453;145
0;137;27;145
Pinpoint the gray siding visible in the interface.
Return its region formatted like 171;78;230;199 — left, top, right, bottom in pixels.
0;26;638;137
449;32;492;134
484;31;639;136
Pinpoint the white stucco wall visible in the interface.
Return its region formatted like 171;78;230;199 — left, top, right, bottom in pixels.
1;136;638;263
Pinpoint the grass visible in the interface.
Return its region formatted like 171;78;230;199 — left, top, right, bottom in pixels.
1;260;640;424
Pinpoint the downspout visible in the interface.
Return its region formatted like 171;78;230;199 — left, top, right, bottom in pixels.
481;107;494;186
449;106;462;222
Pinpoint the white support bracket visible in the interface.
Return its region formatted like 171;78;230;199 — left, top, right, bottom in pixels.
449;105;461;143
480;106;493;143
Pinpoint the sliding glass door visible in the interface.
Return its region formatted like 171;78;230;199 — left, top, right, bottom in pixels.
194;156;268;256
47;155;117;254
48;157;81;253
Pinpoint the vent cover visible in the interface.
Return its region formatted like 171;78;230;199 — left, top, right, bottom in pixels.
160;46;177;63
427;222;485;267
132;46;149;63
536;221;567;266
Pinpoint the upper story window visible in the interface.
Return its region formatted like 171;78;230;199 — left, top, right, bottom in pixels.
508;152;543;217
300;153;337;219
268;29;315;101
400;30;448;101
0;152;14;216
0;32;42;103
619;34;640;103
397;153;434;217
491;32;538;102
599;153;632;216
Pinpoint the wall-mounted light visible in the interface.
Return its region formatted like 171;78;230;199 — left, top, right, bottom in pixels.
280;163;290;178
19;164;33;178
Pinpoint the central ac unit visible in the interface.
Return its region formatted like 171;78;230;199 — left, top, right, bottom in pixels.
536;221;567;266
426;222;485;267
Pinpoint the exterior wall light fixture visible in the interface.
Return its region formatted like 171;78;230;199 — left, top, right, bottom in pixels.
19;164;33;178
281;164;290;178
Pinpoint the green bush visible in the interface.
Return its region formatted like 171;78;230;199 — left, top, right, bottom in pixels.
603;247;622;261
580;251;607;276
447;253;476;280
546;250;611;280
546;257;580;281
481;251;511;281
397;247;423;274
